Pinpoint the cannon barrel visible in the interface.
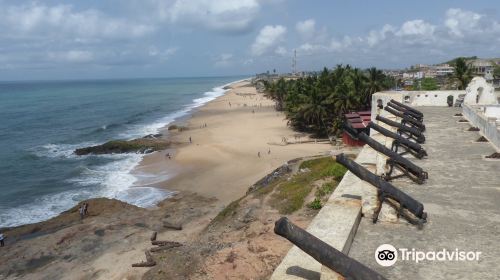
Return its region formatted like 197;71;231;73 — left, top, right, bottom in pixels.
384;106;426;132
344;126;426;181
389;99;423;117
335;153;425;218
387;101;423;122
368;122;427;158
274;217;388;280
376;115;425;144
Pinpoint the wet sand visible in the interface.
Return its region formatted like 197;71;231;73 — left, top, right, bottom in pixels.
134;80;332;207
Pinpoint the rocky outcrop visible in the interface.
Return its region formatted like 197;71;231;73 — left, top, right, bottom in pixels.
75;134;170;155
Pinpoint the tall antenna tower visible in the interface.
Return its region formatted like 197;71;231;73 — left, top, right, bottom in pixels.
292;49;297;75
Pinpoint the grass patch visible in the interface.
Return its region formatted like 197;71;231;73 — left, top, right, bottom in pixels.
299;157;347;180
315;182;336;198
307;198;322;210
212;198;243;224
271;157;347;214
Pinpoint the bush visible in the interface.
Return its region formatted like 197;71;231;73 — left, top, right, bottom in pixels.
316;182;335;198
320;164;347;180
308;198;322;210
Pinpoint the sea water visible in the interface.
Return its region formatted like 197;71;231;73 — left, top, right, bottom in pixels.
0;76;245;227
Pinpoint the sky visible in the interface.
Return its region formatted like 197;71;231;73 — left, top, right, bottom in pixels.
0;0;499;81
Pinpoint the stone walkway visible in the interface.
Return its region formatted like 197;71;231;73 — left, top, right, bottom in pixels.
349;106;500;280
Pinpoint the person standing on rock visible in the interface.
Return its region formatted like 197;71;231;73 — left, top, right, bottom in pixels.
79;205;85;220
83;202;89;216
0;232;5;247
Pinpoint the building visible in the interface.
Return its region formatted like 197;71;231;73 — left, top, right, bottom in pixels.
342;111;371;146
402;71;424;79
470;59;495;80
434;64;454;76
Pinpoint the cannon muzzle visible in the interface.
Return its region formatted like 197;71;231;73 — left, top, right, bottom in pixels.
274;217;388;280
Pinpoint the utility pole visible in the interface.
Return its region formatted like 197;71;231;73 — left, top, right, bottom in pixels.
292;49;297;76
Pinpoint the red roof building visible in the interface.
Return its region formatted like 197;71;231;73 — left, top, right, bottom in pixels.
342;111;372;146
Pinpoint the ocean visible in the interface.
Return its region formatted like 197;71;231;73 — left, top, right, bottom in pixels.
0;76;245;228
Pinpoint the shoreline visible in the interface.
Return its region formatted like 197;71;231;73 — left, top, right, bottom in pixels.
133;80;333;208
129;78;250;205
0;80;338;280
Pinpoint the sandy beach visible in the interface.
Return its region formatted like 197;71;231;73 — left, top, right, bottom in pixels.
135;80;332;206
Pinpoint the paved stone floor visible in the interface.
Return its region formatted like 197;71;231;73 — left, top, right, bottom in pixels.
349;106;500;280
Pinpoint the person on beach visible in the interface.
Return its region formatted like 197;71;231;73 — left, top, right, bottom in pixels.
189;136;192;143
83;202;88;215
79;205;85;220
258;152;260;158
268;148;271;155
166;152;171;159
0;232;5;247
229;102;231;107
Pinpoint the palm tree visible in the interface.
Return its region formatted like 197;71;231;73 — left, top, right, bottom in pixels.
350;68;368;105
296;88;329;134
272;78;287;111
366;67;385;96
453;57;472;90
329;80;359;116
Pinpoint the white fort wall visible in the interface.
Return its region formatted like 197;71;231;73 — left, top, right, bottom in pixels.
374;90;465;107
463;104;500;151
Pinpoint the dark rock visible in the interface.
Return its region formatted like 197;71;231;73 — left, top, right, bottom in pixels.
75;138;170;155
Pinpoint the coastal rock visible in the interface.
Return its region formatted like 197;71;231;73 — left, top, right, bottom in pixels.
74;138;170;155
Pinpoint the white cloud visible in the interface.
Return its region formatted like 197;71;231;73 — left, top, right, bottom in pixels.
47;50;94;63
0;3;154;39
164;0;260;33
366;24;396;47
275;46;288;56
214;53;234;67
397;20;435;37
148;46;178;61
296;19;315;38
289;8;500;68
445;8;483;37
251;25;287;56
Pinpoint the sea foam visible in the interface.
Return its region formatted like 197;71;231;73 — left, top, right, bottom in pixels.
1;80;244;228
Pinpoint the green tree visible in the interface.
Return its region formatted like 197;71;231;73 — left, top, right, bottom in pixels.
494;65;500;79
417;77;439;90
453;57;472;90
260;65;391;136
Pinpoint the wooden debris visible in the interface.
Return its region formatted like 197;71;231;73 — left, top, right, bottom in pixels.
132;250;156;267
163;221;182;230
151;240;182;246
150;231;157;241
150;243;183;252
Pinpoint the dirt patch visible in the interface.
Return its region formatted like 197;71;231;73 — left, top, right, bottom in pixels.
142;156;347;280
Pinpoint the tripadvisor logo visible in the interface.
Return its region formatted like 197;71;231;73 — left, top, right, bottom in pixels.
375;244;482;266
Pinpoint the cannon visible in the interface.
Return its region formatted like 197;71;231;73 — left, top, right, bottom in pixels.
384;106;426;132
387;101;423;122
389;99;424;118
376;115;426;144
336;153;427;228
274;217;388;280
368;122;427;159
344;125;428;184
